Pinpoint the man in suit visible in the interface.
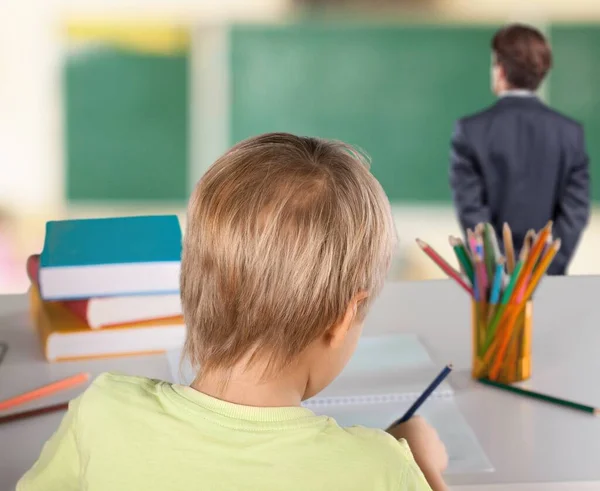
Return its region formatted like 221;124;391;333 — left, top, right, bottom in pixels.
450;24;590;275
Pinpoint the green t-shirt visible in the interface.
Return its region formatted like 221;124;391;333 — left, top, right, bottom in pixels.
18;373;431;491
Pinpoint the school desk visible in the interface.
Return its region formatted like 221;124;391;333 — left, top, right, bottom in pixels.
1;276;599;491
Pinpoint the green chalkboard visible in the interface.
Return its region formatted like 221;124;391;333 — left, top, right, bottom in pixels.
65;48;189;202
230;24;496;202
550;25;600;201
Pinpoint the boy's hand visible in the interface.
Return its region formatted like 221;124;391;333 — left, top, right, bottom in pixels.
388;416;448;476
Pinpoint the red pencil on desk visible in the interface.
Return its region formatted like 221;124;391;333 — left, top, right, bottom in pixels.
416;239;473;295
0;372;89;412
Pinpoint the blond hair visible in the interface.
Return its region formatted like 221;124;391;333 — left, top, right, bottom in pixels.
181;133;396;375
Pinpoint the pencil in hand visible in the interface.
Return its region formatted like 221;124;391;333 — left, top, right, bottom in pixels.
393;364;453;425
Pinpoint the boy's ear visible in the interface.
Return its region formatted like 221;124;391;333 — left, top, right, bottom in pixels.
325;291;369;348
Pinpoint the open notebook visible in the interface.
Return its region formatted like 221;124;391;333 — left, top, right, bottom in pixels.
166;334;492;475
302;334;453;407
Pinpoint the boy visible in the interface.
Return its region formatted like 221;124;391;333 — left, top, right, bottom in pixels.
19;133;448;491
450;24;590;274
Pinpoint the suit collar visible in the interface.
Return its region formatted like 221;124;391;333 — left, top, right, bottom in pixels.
496;94;544;108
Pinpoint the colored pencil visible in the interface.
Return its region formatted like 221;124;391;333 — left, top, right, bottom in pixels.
536;233;553;272
502;261;523;303
449;236;475;284
0;401;70;425
526;229;536;251
512;223;552;303
482;259;522;354
521;239;561;300
504;298;531;381
449;236;467;275
474;236;488;294
475;225;486;270
485;302;498;329
475;256;488;300
486;242;560;376
489;258;505;305
467;229;477;256
475;300;487;357
394;364;453;424
489;224;554;378
543;233;553;254
503;223;515;274
472;268;480;302
512;234;534;303
479;378;599;416
0;372;90;412
417;222;560;383
482;224;497;281
416;239;473;295
489;224;502;258
519;240;530;262
515;281;527;303
486;258;505;324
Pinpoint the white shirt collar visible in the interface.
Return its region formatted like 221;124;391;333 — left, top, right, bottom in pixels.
500;89;536;98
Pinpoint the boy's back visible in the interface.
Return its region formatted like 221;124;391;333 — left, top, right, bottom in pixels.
20;133;446;490
19;373;429;491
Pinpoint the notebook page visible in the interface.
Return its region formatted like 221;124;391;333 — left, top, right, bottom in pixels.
311;398;493;475
303;334;453;406
166;334;453;405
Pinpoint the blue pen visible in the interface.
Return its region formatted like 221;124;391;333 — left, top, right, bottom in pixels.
489;259;505;304
393;364;453;425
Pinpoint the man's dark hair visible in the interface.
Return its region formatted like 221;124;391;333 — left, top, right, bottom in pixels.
492;24;552;91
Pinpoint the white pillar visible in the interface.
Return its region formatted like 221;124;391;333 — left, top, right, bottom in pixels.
189;25;231;193
0;0;64;214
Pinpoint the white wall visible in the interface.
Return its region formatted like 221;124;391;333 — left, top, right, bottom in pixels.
0;0;290;215
393;206;600;279
1;0;600;294
438;0;600;20
0;1;63;214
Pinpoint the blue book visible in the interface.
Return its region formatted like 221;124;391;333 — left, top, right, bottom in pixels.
39;215;182;300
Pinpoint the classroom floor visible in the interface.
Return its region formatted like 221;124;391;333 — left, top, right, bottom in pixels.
2;204;600;293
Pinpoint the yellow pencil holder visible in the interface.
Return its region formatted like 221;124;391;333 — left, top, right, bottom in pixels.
471;300;533;383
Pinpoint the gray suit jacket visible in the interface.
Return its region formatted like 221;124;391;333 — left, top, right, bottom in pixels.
450;95;590;275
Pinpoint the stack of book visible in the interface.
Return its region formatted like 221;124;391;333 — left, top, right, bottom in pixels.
28;215;186;362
